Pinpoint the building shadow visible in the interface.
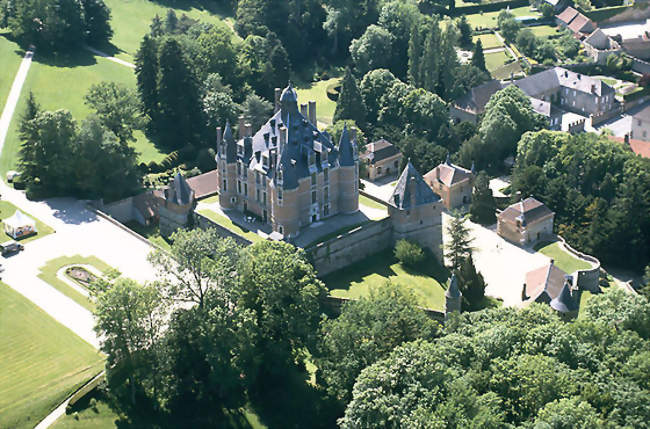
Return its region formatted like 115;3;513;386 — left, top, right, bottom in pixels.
44;198;99;225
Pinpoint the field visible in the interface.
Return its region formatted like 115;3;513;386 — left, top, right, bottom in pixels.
472;33;504;50
101;0;235;62
359;194;387;210
0;32;24;110
485;50;513;72
323;249;449;311
295;77;341;126
0;49;166;177
529;25;560;38
197;208;263;243
37;255;112;312
0;200;55;243
465;6;540;29
0;283;104;429
534;241;593;274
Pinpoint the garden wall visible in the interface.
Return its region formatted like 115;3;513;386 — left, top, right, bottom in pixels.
306;218;394;277
632;58;650;75
194;212;252;247
557;235;601;292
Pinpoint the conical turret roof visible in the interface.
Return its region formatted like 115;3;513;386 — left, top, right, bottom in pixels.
446;274;462;298
550;283;578;313
390;161;440;209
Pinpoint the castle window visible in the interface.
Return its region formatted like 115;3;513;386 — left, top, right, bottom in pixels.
277;170;283;182
308;151;315;165
278;188;283;201
324;187;329;203
237;162;241;175
256;172;261;184
324;204;330;217
237;180;241;194
256;189;260;202
279;225;284;234
222;179;227;191
311;172;317;187
263;192;267;206
312;190;317;204
244;183;248;196
323;167;329;183
262;155;269;168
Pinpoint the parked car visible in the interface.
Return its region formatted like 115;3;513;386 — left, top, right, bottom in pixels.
1;240;24;256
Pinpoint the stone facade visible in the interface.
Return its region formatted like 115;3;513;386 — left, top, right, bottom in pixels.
444;274;462;319
360;138;402;181
423;160;474;210
497;197;554;246
215;84;359;239
631;104;650;142
159;172;196;237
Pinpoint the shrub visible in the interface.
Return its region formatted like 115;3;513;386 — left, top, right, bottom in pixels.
12;175;26;190
326;82;341;101
148;160;161;173
394;239;425;267
160;150;180;170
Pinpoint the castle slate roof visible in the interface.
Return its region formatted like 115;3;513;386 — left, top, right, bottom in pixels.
166;171;194;206
360;138;401;164
550;282;579;313
446;273;462;298
499;197;554;226
237;84;345;190
453;79;503;114
511;67;614;99
338;124;358;167
389;162;441;210
633;104;650;122
525;262;569;304
222;121;237;163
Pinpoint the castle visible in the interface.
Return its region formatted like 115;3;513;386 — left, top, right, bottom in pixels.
215;84;359;239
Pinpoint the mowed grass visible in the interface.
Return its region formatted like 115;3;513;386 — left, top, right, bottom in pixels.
534;241;593;274
323;249;449;311
197;208;263;243
0;200;55;243
359;194;387;210
472;33;504;50
37;255;112;312
466;6;540;28
0;50;165;177
295;77;340;125
0;283;104;429
529;25;560;38
485;50;512;72
124;220;171;251
103;0;236;62
0;32;24;110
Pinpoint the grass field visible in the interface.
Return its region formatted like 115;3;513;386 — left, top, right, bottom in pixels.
529;25;560;38
295;77;340;125
37;255;112;312
466;6;540;28
359;194;387;210
0;200;55;243
197;208;263;243
534;241;593;274
0;49;166;177
0;32;24;110
102;0;236;62
323;249;449;310
0;283;104;429
472;33;504;50
485;50;512;72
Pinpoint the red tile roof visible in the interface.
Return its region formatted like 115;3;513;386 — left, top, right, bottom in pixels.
424;162;472;187
498;197;554;225
525;262;569;303
556;6;578;24
608;136;650;159
186;170;219;199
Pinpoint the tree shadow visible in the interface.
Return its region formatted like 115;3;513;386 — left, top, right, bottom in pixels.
321;248;399;290
32;48;99;68
148;0;235;17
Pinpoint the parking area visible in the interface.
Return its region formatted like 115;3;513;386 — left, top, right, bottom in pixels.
601;19;650;39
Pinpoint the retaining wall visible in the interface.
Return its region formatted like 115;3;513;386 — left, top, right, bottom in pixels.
306;218;394;277
103;197;135;223
632;58;650;74
557;235;601;292
194;212;252;247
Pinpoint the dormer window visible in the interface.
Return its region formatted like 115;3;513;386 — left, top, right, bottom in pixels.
262;154;269;168
277;170;283;183
308;151;315;165
237;142;244;156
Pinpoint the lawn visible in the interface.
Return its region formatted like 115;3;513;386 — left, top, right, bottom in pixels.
485;50;512;72
323;248;449;311
465;6;540;28
198;194;220;204
295;77;341;126
0;32;24;110
124;220;171;251
0;283;104;429
359;194;387;210
37;255;112;312
197;208;263;243
0;49;167;176
472;33;504;50
0;200;55;243
529;25;560;38
102;0;236;62
534;241;593;274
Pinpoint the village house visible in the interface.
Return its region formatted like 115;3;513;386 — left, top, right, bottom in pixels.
497;197;555;246
359;138;402;181
215;84;359;239
449;79;504;124
555;7;595;38
631;104;650;142
583;28;621;64
423;157;474;210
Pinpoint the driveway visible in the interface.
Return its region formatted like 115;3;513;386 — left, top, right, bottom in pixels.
442;213;550;306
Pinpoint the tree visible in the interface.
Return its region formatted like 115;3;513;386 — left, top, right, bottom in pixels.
317;285;439;402
534;398;605;428
445;213;473;271
377;0;421;79
471;38;487;72
456;255;486;310
326;120;366;149
349;24;394;76
202;91;239;137
196;25;238;85
470;171;496;225
80;0;112;44
540;3;555;19
95;278;163;408
498;11;520;42
84;82;143;143
334;67;367;126
394;239;425;267
360;68;398;124
149;14;163;37
18;91;41;141
458;15;472;48
236;241;327;385
135;36;159;119
148;229;241;309
240;93;272;131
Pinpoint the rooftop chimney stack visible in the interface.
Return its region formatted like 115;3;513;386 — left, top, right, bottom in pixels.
238;115;245;138
279;125;287;146
409;176;416;209
300;103;308;118
244;122;253;137
216;126;222;146
274;88;281;113
308;100;317;125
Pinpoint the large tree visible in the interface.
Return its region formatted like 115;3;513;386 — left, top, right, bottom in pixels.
135;35;159;120
84;82;144;144
471;38;487;72
444;213;474;271
334;67;367;127
470;171;496;225
349;24;394;76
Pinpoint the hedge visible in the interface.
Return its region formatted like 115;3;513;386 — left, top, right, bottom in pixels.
623;87;650;102
451;0;529;16
580;5;631;22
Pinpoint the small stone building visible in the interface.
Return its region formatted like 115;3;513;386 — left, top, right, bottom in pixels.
388;162;444;259
631;104;650;142
159;172;196;237
497;197;554;246
359;138;402;181
423;158;474;210
523;261;578;316
445;274;462;319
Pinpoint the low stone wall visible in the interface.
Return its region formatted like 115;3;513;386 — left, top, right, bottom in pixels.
590;107;622;127
323;296;445;322
103;196;135;223
557;235;601;292
632;58;650;75
194;212;252;247
359;189;389;206
306;218;393;277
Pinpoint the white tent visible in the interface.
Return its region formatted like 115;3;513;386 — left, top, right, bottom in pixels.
4;210;37;239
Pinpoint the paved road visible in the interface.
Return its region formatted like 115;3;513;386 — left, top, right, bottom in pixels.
0;50;33;149
84;46;135;69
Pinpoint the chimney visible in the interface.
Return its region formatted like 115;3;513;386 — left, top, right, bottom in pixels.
300;103;308;118
409;176;416;209
308;100;317;125
274;88;281;113
244;122;253;137
591;84;596;93
238;115;245;138
436;166;440;181
279;125;287;145
550;259;554;266
624;133;630;144
350;127;357;141
216;126;222;146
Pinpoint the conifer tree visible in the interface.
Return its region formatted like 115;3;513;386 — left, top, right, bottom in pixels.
470;171;497;225
471;39;487;72
444;213;474;271
18;91;41;140
456;255;486;310
333;67;367;127
135;36;159;119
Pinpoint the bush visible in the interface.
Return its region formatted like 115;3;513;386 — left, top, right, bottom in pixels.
394;239;425;267
160;150;180;170
12;175;26;190
147;160;161;173
326;82;341;101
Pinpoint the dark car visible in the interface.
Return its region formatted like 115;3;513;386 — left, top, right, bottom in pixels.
1;240;24;256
